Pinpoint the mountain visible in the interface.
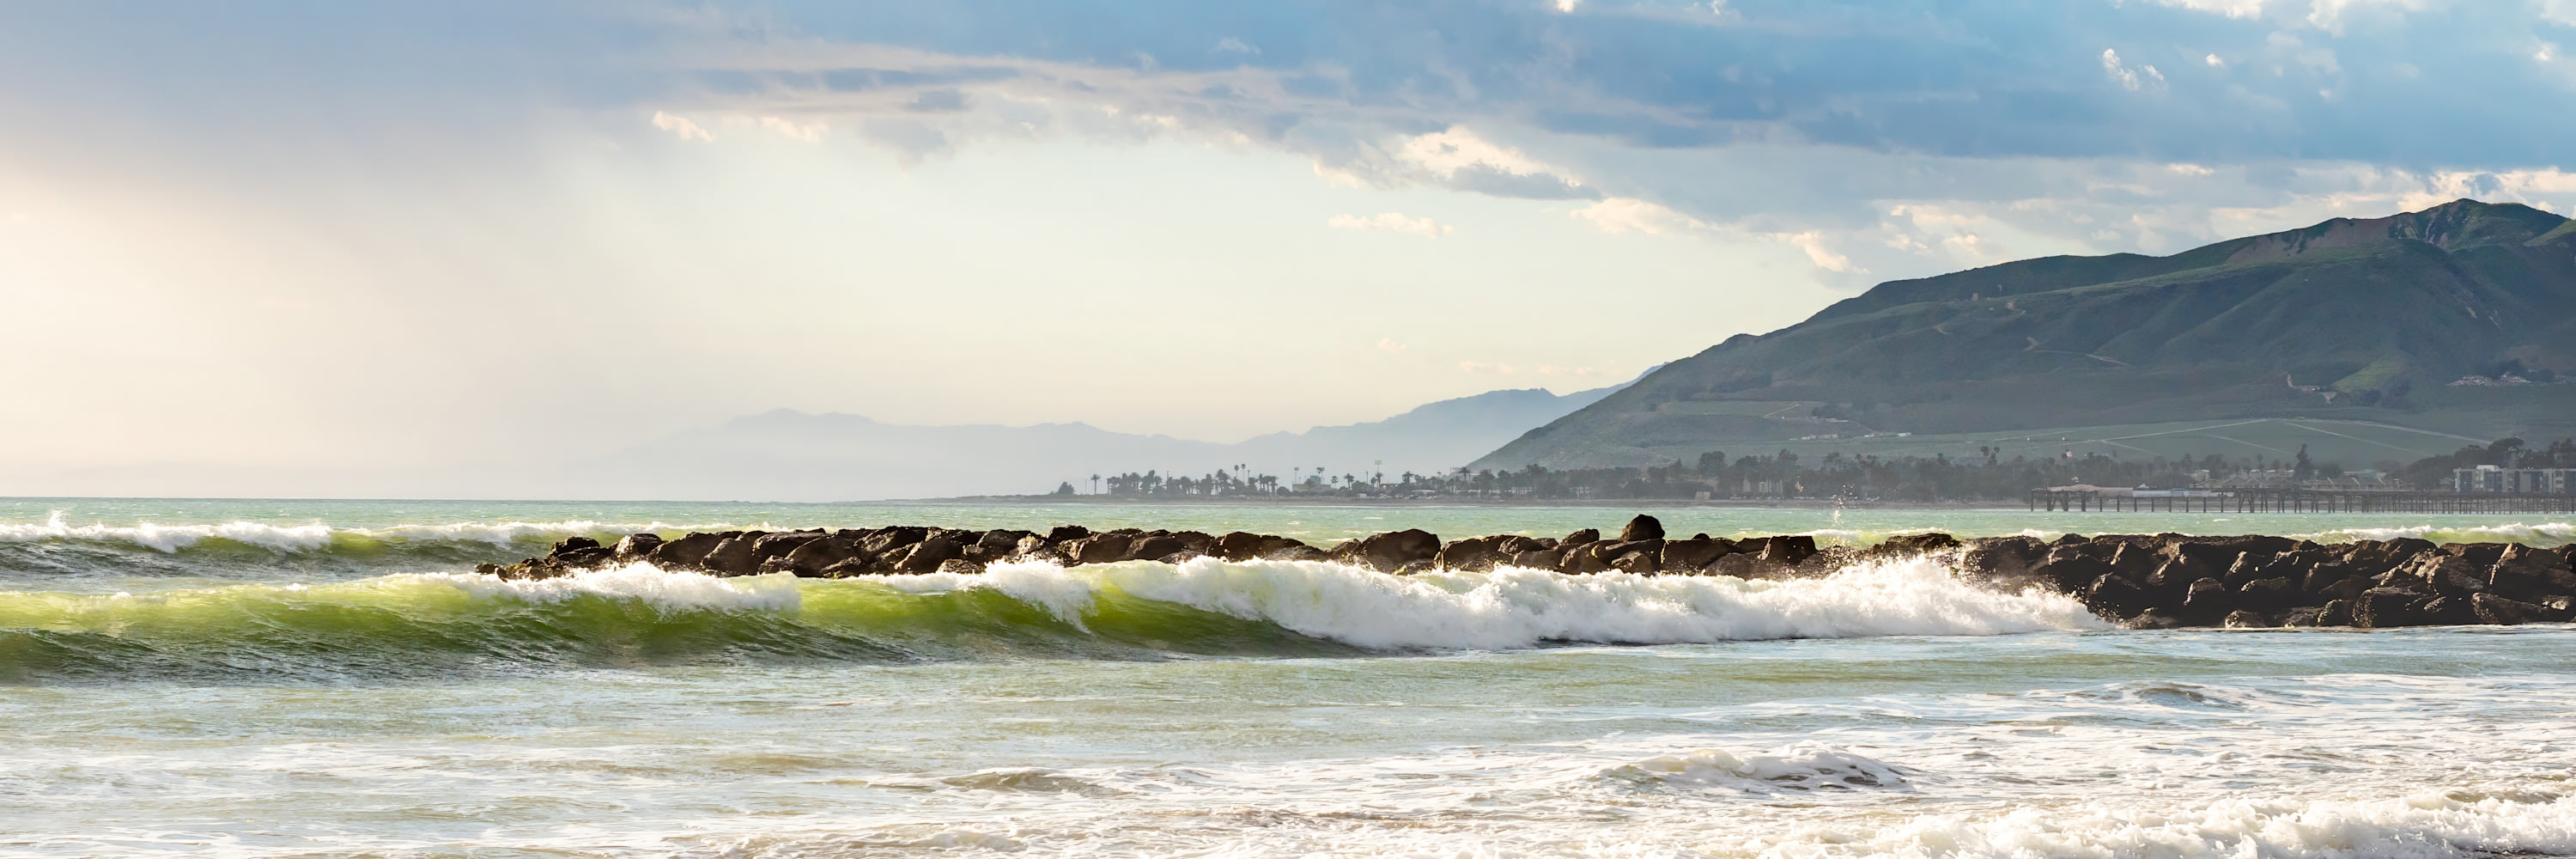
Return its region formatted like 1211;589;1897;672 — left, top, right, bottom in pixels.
1474;200;2576;471
559;382;1630;501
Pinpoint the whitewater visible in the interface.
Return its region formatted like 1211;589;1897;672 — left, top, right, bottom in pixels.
3;498;2574;858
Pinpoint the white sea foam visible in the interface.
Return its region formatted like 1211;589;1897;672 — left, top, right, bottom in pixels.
355;520;682;545
1613;744;1916;793
935;554;2105;649
0;511;705;553
430;562;803;612
2300;521;2574;548
1783;789;2576;859
0;511;335;552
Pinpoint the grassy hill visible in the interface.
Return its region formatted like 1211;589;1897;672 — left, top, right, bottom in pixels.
1475;200;2576;471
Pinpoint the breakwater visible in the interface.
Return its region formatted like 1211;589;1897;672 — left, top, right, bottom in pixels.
486;515;2576;630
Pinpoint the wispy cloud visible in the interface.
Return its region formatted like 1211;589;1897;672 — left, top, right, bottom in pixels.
1328;212;1453;237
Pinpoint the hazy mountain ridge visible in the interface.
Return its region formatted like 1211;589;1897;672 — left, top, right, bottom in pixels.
570;383;1629;501
1474;200;2576;471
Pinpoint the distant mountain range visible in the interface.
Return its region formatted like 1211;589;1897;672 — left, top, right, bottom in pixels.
562;382;1631;501
1476;200;2576;471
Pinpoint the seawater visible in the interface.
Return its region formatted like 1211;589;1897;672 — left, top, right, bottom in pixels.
2;499;2573;857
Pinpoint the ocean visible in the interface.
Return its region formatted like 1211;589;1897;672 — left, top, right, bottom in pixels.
3;498;2572;857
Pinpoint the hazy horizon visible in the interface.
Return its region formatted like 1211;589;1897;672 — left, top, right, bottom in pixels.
6;1;2575;497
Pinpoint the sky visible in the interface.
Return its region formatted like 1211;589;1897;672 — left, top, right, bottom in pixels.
2;0;2573;496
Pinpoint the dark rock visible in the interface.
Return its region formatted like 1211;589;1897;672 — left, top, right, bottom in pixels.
2222;610;2271;629
2353;588;2425;628
817;556;884;578
1253;536;1311;559
900;537;965;573
1272;545;1328;562
1562;528;1601;546
934;558;983;576
611;533;664;561
1129;533;1186;561
1394;559;1437;575
2420;595;2480;625
1754;535;1819;569
1708;552;1760;579
750;531;823;567
1558;543;1613;575
548;536;603;557
2317;599;2354;626
2181;577;2231;622
781;536;860;576
2488;545;2561;599
2083;575;2152;617
2037;545;2112;593
1331;529;1441;573
1047;525;1092;542
863;527;928;557
702;536;762;576
1878;533;1963;557
1216;531;1268;560
1959;536;2047;585
648;532;726;570
1661;537;1732;572
2130;606;2186;629
2236;577;2298;611
2445;542;2509;567
1071;535;1132;564
552;545;614;568
2402;553;2490;597
1608;541;1662;575
2471;592;2554;625
1510;548;1564;570
2277;606;2329;627
1619;515;1665;542
1436;537;1511;572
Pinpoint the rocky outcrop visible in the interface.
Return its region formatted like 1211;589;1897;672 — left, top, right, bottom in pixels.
476;519;2576;630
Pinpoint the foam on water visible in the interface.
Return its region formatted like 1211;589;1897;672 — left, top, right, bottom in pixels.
943;554;2109;649
2299;521;2576;547
0;511;335;552
429;562;805;612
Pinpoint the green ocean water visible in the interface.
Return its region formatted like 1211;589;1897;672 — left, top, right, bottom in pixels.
1;499;2572;857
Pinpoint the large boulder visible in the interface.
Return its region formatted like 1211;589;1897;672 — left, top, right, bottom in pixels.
1660;536;1734;573
648;532;729;570
1332;529;1441;573
611;533;665;562
781;535;862;576
1618;515;1665;542
702;533;765;576
2353;588;2427;628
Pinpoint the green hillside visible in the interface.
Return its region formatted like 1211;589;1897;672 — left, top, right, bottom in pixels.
1476;200;2576;471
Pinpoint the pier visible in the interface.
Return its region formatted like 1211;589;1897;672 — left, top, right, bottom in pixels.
2030;487;2576;513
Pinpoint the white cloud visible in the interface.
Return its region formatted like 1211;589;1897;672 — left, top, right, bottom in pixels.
1552;0;1583;12
2101;49;2165;91
651;111;713;142
1779;231;1859;272
1571;197;1709;235
1213;37;1259;55
1327;212;1453;237
2142;0;2270;18
1376;338;1408;353
2206;53;2227;67
758;116;826;143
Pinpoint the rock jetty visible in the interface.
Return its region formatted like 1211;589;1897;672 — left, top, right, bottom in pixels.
483;515;2576;629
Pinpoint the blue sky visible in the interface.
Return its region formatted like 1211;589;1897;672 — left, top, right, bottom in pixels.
2;0;2572;491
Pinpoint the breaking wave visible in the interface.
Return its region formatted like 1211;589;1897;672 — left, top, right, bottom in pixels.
0;555;2100;683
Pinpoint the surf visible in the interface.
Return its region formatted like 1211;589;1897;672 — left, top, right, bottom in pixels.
0;554;2100;683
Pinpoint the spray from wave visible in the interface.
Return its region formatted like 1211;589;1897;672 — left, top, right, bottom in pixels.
0;554;2099;683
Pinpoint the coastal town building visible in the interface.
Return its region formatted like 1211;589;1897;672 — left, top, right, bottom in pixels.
2453;465;2573;494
